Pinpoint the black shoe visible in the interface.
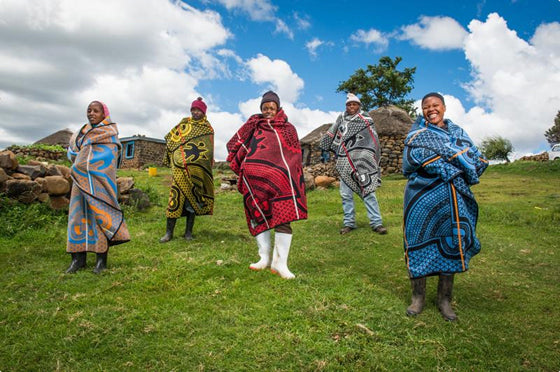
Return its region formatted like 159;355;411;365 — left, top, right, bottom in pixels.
159;218;177;243
372;225;388;235
184;213;195;240
437;274;457;321
93;252;108;274
65;252;87;273
340;226;355;235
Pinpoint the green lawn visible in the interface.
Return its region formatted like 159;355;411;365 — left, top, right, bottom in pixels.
1;161;559;371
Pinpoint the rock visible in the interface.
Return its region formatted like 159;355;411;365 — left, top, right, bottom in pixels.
45;175;70;196
28;160;48;167
11;173;31;180
117;177;135;194
519;152;548;162
0;150;18;170
50;195;70;210
221;177;238;185
55;165;71;180
0;168;11;184
304;170;315;190
37;193;50;203
128;188;151;211
16;164;46;179
220;183;234;191
315;175;336;188
5;179;42;203
34;177;48;192
45;164;62;177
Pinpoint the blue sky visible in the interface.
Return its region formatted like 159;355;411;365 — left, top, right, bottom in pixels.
1;0;560;160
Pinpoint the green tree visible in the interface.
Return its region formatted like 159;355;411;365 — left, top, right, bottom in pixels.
544;110;560;146
480;136;514;163
336;56;416;114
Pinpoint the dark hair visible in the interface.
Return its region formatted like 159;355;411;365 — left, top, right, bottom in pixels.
421;92;445;106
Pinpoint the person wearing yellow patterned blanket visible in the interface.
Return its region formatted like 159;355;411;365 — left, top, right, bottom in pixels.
66;101;130;274
160;97;214;243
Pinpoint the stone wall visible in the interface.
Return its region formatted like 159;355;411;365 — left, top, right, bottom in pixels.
0;150;73;208
379;134;406;175
303;133;406;176
120;140;166;169
0;150;147;210
518;152;549;162
5;146;66;161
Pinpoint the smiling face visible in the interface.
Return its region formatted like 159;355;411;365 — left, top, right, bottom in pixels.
87;102;105;125
191;107;204;121
261;101;278;118
346;101;360;116
422;96;446;128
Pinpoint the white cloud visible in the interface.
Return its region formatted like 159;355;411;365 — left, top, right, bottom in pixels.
215;0;293;39
459;13;560;153
0;0;231;148
0;0;340;162
411;15;560;155
216;0;276;21
207;111;244;160
530;22;560;59
399;16;468;50
245;54;304;103
306;38;324;58
281;103;340;139
275;19;294;39
350;29;389;52
293;12;311;30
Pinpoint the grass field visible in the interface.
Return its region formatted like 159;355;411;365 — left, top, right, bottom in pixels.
1;161;559;371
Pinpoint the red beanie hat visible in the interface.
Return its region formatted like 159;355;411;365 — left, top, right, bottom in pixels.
191;97;207;115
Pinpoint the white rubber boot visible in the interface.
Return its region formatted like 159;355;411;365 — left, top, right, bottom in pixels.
249;230;272;270
271;233;295;279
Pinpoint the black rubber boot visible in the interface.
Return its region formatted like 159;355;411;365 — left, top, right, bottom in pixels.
185;213;195;240
93;251;108;274
437;274;457;321
406;277;426;316
159;218;177;243
65;252;87;273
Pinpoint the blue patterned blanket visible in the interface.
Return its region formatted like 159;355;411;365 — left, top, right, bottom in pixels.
403;117;488;278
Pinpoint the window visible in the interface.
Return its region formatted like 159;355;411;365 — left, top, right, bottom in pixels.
125;142;135;159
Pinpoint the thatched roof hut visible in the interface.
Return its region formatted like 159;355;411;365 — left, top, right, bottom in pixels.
34;128;74;148
301;105;414;173
300;123;331;145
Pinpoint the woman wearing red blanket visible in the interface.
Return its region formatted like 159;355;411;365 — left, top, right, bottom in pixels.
226;91;307;279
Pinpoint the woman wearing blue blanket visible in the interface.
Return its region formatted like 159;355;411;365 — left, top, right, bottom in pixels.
402;93;488;321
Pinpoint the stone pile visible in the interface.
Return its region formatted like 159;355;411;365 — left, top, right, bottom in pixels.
518;152;549;162
0;150;149;210
302;162;337;190
1;150;72;209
